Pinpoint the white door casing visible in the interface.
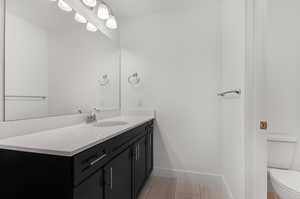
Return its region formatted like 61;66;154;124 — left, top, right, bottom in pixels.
245;0;268;199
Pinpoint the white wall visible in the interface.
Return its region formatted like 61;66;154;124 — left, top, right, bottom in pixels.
220;0;246;198
265;0;300;171
5;11;49;120
48;26;120;115
120;0;221;176
265;0;300;136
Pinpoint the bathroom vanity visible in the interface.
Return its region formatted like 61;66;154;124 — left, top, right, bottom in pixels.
0;117;154;199
0;0;153;198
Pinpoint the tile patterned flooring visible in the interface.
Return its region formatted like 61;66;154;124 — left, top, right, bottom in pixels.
138;176;212;199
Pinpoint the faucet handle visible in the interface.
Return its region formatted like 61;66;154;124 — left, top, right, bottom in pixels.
86;110;97;123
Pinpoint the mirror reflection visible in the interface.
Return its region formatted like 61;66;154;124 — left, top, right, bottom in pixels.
4;0;120;121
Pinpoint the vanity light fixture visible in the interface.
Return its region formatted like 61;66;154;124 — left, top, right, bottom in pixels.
105;15;118;29
97;2;110;20
58;0;72;12
82;0;97;8
86;22;98;32
75;13;87;23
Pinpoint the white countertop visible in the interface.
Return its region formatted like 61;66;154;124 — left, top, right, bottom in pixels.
0;115;154;156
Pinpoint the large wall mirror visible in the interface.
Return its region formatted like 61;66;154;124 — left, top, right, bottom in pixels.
4;0;120;121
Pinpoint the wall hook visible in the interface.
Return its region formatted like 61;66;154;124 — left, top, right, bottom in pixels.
99;74;110;86
128;73;141;85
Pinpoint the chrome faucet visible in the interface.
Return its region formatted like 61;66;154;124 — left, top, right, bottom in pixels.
86;108;101;123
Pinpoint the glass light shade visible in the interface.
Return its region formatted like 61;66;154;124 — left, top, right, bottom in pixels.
82;0;97;7
86;22;98;32
105;16;117;29
74;13;87;23
58;0;72;12
97;3;110;20
50;0;57;2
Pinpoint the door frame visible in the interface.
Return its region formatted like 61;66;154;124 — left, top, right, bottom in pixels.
0;0;4;122
245;0;268;198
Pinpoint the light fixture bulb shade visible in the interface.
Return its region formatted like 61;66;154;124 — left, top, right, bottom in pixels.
75;13;87;23
50;0;57;2
97;3;110;20
58;0;72;12
86;22;98;32
106;16;118;29
82;0;97;7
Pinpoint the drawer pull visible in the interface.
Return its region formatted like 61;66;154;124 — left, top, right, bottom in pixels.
90;154;107;166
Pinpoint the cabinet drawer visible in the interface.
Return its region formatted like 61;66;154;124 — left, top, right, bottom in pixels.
107;125;146;154
73;121;153;186
73;143;109;186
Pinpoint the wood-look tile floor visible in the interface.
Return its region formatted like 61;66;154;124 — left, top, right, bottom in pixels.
138;176;213;199
268;192;280;199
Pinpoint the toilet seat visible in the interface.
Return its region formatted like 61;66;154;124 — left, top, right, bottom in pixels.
269;168;300;198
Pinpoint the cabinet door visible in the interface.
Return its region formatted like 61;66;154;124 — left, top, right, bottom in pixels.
104;148;132;199
74;170;104;199
146;127;154;177
134;136;147;197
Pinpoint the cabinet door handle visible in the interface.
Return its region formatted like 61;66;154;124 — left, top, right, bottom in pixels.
137;144;139;160
136;146;138;161
90;154;107;166
138;144;140;160
110;167;113;190
149;136;151;151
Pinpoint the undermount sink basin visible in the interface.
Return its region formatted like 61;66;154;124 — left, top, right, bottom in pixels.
95;121;129;127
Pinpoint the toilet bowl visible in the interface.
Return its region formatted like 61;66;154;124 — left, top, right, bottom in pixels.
269;168;300;199
268;134;298;199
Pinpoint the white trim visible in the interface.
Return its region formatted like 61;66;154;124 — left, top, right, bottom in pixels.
153;167;233;199
245;0;269;198
222;176;235;199
0;0;4;122
153;167;222;183
245;0;256;198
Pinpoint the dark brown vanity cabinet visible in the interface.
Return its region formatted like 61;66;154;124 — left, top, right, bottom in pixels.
0;120;154;199
104;147;133;199
134;136;147;197
146;126;154;177
74;170;104;199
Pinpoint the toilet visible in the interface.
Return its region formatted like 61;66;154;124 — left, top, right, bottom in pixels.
268;134;300;199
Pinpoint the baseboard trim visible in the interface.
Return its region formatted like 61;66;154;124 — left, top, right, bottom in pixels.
153;167;234;199
221;176;234;199
153;167;221;184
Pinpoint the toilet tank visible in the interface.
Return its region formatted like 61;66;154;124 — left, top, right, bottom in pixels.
268;134;298;169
